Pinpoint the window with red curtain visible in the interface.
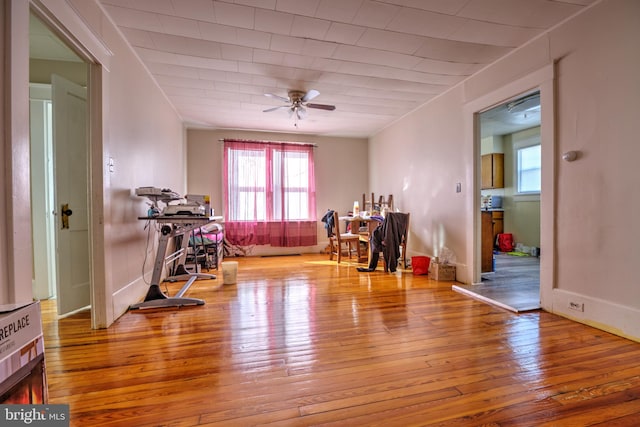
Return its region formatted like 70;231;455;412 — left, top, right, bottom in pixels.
223;139;317;247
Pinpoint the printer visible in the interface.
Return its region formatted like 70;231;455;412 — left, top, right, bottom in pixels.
162;203;205;216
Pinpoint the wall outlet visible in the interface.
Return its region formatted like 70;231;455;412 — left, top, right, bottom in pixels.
568;301;584;312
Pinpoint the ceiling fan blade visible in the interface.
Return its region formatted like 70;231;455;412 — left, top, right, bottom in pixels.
264;93;290;103
306;103;336;111
302;89;320;102
263;105;289;113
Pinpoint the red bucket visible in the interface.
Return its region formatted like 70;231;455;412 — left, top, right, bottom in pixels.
412;256;430;275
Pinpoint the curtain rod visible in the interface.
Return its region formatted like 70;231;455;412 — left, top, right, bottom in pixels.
219;138;317;147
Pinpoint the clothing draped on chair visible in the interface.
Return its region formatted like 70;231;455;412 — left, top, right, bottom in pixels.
321;209;335;237
359;212;409;273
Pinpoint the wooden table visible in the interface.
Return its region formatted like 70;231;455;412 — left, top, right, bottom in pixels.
339;215;380;234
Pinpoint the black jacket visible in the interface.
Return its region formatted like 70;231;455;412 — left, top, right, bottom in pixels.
321;210;335;237
370;212;409;272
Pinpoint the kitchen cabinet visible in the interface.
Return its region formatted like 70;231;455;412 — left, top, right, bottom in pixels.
491;210;503;242
481;211;493;272
481;210;505;273
481;153;504;189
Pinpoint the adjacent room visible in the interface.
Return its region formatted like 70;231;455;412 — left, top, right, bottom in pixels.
2;0;639;424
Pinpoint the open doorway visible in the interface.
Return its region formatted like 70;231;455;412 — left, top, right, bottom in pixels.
455;91;541;312
29;12;91;317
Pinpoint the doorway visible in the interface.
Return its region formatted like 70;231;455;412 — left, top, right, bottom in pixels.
29;12;91;317
455;91;542;312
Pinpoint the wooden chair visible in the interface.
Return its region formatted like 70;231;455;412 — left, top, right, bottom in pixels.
329;211;361;263
362;193;394;214
380;194;394;212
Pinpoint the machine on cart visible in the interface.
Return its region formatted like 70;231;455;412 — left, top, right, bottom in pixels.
132;187;222;310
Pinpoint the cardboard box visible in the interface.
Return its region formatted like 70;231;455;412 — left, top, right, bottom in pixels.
0;301;48;404
429;262;456;281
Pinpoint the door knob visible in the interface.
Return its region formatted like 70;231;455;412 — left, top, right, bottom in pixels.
61;203;72;229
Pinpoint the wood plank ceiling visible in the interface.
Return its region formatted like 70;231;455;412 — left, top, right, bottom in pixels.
97;0;596;137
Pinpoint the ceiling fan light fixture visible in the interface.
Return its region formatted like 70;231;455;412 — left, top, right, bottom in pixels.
263;89;335;123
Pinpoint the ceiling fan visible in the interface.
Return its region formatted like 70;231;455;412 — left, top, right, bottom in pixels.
263;89;336;123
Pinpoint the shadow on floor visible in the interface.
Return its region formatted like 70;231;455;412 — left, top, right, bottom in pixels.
453;253;540;312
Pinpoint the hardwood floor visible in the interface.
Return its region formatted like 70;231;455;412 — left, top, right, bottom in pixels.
41;254;640;426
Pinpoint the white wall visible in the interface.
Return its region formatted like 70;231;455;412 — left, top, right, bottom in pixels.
1;0;33;305
0;0;9;303
548;0;640;338
370;83;469;268
369;0;640;340
67;0;187;325
187;129;368;256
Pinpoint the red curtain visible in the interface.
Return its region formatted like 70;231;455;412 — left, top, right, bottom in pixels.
223;140;317;247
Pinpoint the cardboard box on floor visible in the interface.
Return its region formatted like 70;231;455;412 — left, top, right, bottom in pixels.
429;262;456;281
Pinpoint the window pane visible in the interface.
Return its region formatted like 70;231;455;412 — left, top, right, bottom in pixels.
273;150;310;220
520;145;540;170
284;153;308;187
517;145;541;193
285;192;308;220
519;169;541;193
228;148;266;220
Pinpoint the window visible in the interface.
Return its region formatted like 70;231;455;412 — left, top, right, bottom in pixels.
517;144;541;193
227;146;267;221
223;140;317;247
272;149;311;221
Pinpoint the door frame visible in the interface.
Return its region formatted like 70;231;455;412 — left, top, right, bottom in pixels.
30;2;108;328
464;64;556;310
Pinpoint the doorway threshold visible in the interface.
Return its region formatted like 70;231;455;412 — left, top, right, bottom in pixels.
453;283;540;313
454;253;541;312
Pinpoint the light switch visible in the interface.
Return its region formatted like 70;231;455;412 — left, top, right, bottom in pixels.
456;182;462;193
108;157;115;173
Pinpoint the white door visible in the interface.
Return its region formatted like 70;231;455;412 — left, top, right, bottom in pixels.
52;74;91;315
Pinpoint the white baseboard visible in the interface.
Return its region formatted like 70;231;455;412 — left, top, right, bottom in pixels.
549;289;640;342
112;276;149;319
